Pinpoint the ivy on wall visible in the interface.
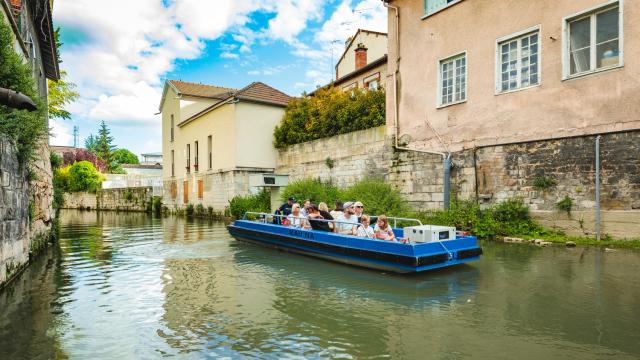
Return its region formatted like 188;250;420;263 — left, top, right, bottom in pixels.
273;87;385;149
0;17;47;163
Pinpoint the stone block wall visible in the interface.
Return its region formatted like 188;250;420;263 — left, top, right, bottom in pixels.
275;128;640;238
62;187;153;212
0;138;30;286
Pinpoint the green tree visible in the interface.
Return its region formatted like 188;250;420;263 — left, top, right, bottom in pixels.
112;148;139;165
48;70;79;120
68;161;103;193
84;134;98;153
94;121;117;172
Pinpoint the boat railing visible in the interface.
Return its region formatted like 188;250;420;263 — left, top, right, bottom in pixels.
385;217;423;228
242;212;374;238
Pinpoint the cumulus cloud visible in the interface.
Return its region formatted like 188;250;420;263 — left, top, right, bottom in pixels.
50;0;386;146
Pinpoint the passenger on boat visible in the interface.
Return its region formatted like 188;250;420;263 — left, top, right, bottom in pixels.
300;199;311;217
330;201;344;220
307;204;332;232
353;201;364;223
356;214;375;238
318;202;334;230
287;203;307;229
373;215;396;241
278;196;296;216
335;201;358;235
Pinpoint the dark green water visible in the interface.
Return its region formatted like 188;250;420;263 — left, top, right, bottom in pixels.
1;210;639;359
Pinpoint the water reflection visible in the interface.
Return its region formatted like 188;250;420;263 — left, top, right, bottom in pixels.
0;211;639;359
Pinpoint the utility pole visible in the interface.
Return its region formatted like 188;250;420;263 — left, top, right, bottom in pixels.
73;125;79;148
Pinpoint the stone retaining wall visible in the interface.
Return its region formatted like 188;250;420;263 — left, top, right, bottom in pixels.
276;128;640;238
62;187;153;212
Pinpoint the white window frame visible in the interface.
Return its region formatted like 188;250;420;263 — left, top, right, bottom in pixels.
495;25;542;95
422;0;464;19
437;51;467;108
562;0;624;80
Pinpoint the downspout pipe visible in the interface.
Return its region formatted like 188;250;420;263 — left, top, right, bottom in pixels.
595;135;601;241
383;1;452;209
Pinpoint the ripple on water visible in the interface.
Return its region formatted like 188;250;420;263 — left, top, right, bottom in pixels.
1;211;640;360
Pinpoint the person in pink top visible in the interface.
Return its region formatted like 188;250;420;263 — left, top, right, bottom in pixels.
373;215;396;241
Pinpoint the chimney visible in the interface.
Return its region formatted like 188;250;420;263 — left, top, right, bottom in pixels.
355;43;368;70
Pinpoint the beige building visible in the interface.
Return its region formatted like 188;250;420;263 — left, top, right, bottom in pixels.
160;80;291;211
385;0;638;151
381;0;640;237
333;29;388;91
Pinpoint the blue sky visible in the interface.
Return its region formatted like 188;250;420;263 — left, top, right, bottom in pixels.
49;0;387;156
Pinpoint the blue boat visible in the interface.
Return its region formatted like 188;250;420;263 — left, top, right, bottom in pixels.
227;213;483;274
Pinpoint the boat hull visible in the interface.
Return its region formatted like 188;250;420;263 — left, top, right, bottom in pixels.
228;220;482;274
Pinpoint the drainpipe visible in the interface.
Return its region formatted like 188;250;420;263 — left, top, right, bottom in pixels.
383;1;452;209
595;135;601;241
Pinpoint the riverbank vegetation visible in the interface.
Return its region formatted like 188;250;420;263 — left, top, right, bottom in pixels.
273;87;385;148
230;177;640;248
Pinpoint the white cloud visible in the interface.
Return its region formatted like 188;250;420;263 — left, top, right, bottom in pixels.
267;0;324;43
49;119;74;146
221;52;240;59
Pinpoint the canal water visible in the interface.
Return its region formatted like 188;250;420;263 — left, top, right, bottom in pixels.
1;210;639;359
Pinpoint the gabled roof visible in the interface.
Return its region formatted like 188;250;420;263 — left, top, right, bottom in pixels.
159;79;237;111
336;29;387;70
178;82;291;127
168;80;237;99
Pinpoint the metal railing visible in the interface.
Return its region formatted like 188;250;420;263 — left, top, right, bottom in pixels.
242;212;374;238
385;217;423;228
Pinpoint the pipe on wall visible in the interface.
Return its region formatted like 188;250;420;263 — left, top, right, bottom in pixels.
595;135;601;241
383;0;452;210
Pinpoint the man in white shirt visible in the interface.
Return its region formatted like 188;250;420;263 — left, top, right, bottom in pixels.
335;201;358;235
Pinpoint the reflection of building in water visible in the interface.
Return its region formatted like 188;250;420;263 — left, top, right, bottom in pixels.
158;220;280;354
0;247;67;359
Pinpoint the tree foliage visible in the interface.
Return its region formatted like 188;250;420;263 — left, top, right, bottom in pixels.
0;19;47;163
88;121;118;172
112;148;139;165
273;87;385;148
67;161;104;193
47;70;79;120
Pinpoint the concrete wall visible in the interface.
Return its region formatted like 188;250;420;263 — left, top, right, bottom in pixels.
386;0;640;152
163;168;271;212
62;187;153;212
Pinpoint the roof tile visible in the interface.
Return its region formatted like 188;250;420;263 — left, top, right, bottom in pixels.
168;80;237;98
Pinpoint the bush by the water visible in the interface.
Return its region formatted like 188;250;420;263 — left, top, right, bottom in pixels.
229;189;271;219
340;179;410;217
280;178;342;206
273;87;385;148
417;198;547;238
66;161;104;193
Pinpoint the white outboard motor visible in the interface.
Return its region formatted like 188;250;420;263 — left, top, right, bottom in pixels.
404;225;456;243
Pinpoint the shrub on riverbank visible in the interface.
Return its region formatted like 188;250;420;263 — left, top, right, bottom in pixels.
273;87;385;149
280;179;342;206
229;189;271;219
416;198;547;238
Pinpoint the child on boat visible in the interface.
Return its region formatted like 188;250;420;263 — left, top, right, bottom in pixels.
373;215;396;241
356;214;375;238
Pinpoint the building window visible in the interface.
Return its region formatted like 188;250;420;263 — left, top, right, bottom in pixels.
364;73;380;90
565;3;621;78
198;179;204;200
425;0;462;17
439;52;466;106
186;144;190;173
171;150;175;177
497;29;540;93
207;135;212;170
194;141;199;172
170;115;174;142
